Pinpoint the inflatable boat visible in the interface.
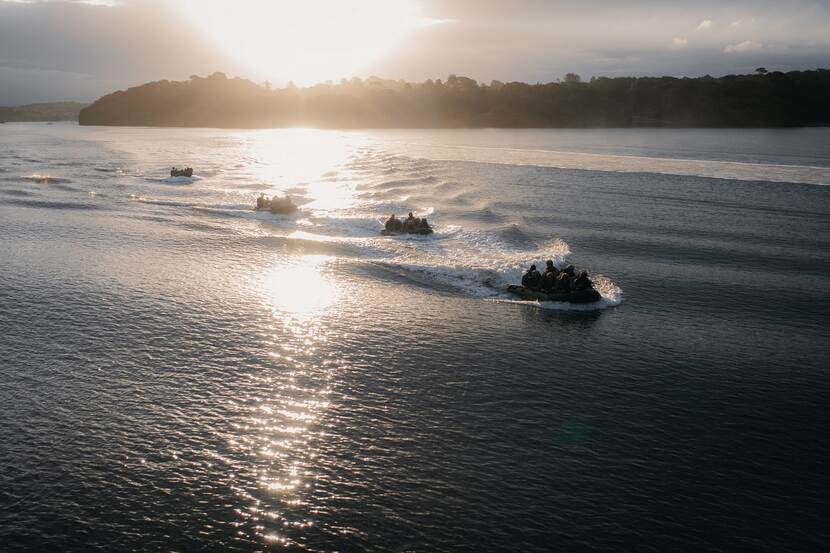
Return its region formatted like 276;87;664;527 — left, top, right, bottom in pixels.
506;284;601;304
256;195;298;214
381;227;433;236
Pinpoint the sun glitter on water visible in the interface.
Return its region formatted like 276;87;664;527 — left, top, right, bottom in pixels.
259;255;339;322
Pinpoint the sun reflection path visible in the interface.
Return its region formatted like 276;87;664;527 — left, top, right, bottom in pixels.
259;255;340;324
230;255;345;547
244;129;366;193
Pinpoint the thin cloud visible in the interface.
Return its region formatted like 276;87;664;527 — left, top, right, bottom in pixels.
672;37;689;48
728;18;755;29
697;19;713;31
724;40;763;53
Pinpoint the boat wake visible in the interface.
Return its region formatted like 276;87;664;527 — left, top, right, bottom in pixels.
116;146;624;310
145;175;201;185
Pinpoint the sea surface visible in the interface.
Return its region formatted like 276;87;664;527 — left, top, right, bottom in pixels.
1;124;829;552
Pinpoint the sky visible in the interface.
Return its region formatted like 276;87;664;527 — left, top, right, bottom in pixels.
1;0;829;105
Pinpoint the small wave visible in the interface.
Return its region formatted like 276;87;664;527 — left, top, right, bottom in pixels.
496;224;534;246
51;183;83;193
179;221;234;234
455;206;508;224
133;197;190;208
1;198;102;210
21;174;73;184
0;189;35;197
196;205;285;220
368;176;439;190
233;182;274;190
436;180;468;192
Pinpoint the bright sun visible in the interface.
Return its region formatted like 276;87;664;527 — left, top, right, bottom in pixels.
180;0;423;85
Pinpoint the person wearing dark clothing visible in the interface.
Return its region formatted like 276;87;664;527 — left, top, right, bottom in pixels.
521;264;543;290
403;212;418;233
541;260;559;291
573;270;593;291
562;264;576;277
555;271;572;292
385;214;398;231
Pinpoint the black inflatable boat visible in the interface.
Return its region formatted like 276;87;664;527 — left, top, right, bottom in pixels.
506;284;601;304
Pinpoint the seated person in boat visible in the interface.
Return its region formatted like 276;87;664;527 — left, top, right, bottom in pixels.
554;270;572;292
385;214;404;232
256;194;296;213
384;212;432;234
541;260;560;291
521;264;543;290
269;196;297;214
402;212;418;232
256;193;270;209
170;167;193;177
572;270;593;291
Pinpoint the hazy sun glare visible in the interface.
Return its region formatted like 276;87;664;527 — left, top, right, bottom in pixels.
180;0;423;85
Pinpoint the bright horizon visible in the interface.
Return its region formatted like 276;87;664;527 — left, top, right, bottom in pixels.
1;0;830;103
180;0;439;86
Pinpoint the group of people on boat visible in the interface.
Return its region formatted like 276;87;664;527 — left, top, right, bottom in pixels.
170;167;193;177
256;193;298;214
522;260;594;293
384;212;433;235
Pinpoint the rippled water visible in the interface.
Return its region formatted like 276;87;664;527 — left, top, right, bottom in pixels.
1;123;829;552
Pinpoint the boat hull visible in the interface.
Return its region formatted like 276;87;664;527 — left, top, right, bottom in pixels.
507;284;601;304
381;228;433;236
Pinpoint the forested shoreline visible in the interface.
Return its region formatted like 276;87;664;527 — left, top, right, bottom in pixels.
79;70;830;128
0;102;86;123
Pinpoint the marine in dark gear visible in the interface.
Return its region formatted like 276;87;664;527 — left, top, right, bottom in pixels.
541;260;560;291
521;264;543;290
555;271;572;292
572;270;594;291
385;214;399;231
170;167;193;177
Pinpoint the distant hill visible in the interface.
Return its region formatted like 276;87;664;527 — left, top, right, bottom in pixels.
79;70;830;129
0;102;87;123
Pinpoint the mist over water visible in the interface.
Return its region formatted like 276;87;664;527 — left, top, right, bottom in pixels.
1;124;829;551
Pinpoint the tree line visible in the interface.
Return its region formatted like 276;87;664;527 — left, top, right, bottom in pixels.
79;70;830;128
1;102;86;123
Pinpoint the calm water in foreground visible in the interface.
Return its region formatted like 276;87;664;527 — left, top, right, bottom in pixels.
1;124;829;552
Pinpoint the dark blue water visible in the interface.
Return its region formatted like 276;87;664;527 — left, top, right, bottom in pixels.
1;124;829;552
